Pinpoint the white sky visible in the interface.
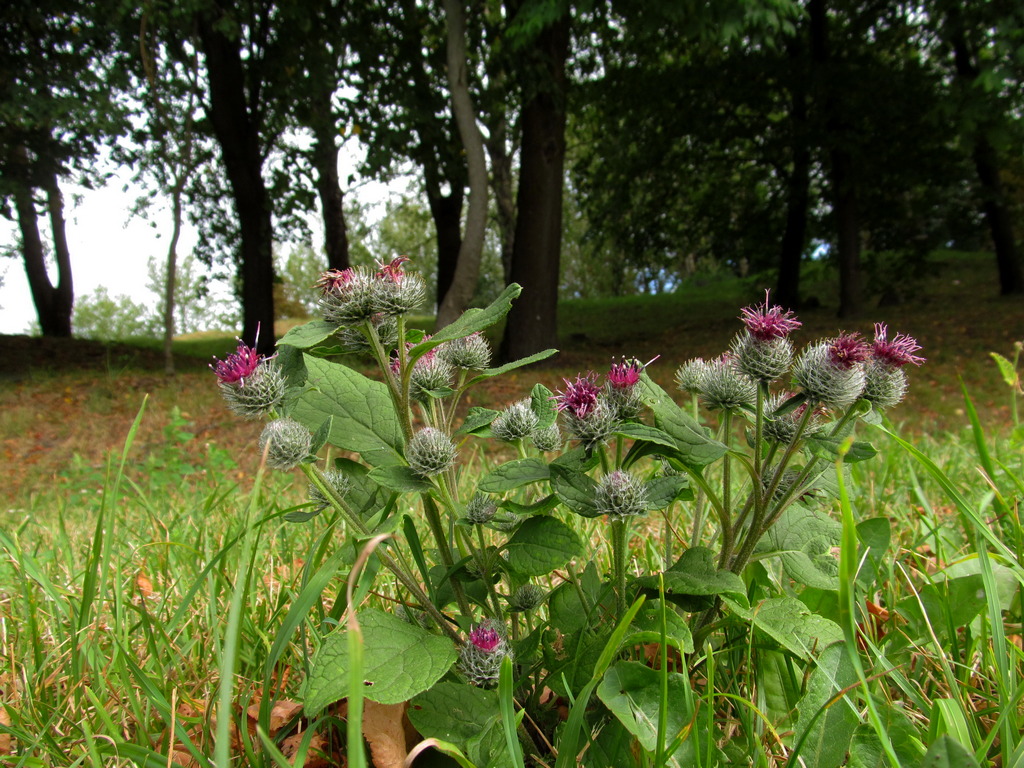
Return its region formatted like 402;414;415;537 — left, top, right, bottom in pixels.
0;158;401;335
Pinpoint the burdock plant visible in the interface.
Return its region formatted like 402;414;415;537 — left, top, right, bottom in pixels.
213;271;923;765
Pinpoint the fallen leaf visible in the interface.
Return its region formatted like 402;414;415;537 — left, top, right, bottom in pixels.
363;700;412;768
0;704;11;755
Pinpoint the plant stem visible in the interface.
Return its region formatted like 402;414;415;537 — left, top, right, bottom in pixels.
422;493;472;618
610;518;629;617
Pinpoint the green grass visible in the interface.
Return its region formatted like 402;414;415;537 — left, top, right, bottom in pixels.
1;250;1023;765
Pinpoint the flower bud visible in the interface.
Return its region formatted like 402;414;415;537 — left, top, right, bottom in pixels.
437;332;492;370
212;341;285;420
509;584;545;613
308;470;350;511
406;427;457;477
317;268;378;324
371;267;427;316
531;423;562;452
259;418;313;471
731;332;794;383
695;355;757;412
563;398;617;448
595;470;649;518
491;399;540;443
465;493;498;524
459;620;513;687
763;393;819;444
791;337;868;410
409;355;455;402
338;314;399;353
675;358;710;394
861;360;908;410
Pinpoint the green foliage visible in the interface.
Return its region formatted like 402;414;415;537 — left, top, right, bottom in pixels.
72;286;161;341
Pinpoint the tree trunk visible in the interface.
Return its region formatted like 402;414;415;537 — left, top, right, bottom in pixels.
499;10;570;362
486;114;516;285
426;179;464;308
775;38;810;311
436;0;489;329
311;81;350;272
12;141;74;337
198;15;275;353
809;0;861;318
949;32;1023;295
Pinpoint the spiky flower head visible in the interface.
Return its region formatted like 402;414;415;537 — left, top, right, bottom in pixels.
259;418;312;471
555;373;601;419
676;358;710;394
563;398;618;447
695;354;757;412
740;291;801;341
465;493;498;525
459;620;512;687
605;357;652;420
763;392;820;444
212;339;285;420
406;427;457;477
509;584;545;613
492;399;540;443
731;331;794;383
409;353;455;402
871;324;924;368
607;358;644;389
437;332;492;370
317;267;378;324
862;361;909;409
308;470;351;511
532;422;562;452
490;510;522;532
595;470;649;518
371;260;427;316
791;337;868;410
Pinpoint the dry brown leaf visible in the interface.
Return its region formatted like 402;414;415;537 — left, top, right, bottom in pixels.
245;699;304;738
362;700;412;768
136;571;155;599
0;704;11;755
280;730;333;767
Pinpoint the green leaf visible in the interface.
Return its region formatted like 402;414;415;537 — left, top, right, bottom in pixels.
549;464;600;518
417;283;521;349
624;599;694;654
856;517;892;587
278;319;340;349
793;643;859;768
309;415;333;454
466;349;559;386
332;458;389;520
367;465;433;493
531;383;557;429
990;352;1018;389
805;435;877;463
751;597;843;661
457;406;499;435
634;547;747;610
304;609;456;714
551;445;601;473
614;422;680;451
922;735;982;768
638;374;728;469
408;683;513;768
644;475;693;510
548;562;603;634
505;516;583;577
478;458;550;493
499;494;560;517
848;704;923;768
597;661;693;753
766;504;843;590
293;355;404;467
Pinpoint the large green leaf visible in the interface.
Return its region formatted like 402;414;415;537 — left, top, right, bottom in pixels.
304;609;456;714
292;355;404;467
848;704;923;768
751;597;843;661
548;561;603;634
766;503;842;590
549;464;600;518
624;599;694;654
922;736;982;768
367;465;433;493
408;683;512;768
465;348;559;386
644;475;693;510
793;643;859;768
634;547;747;610
407;283;523;365
478;458;550;493
597;660;693;753
278;319;340;350
638;375;728;469
531;383;558;429
505;516;583;577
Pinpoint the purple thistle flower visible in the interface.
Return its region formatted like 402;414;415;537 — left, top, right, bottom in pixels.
872;323;924;368
469;625;502;652
828;333;871;370
740;291;801;341
212;340;263;386
376;255;410;283
555;373;601;419
316;268;355;294
607;359;642;389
